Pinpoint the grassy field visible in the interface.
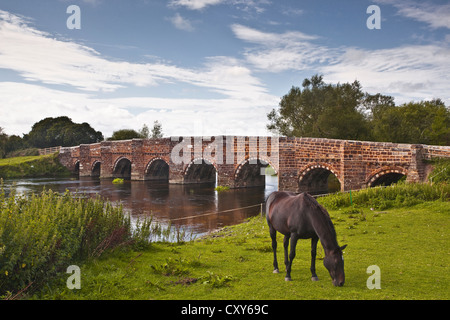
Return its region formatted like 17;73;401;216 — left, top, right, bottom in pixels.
32;198;449;300
0;153;71;179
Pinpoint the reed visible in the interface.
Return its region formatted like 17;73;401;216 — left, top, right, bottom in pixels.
317;182;449;210
0;182;152;297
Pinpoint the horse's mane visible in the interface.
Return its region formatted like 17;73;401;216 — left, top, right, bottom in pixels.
301;193;338;242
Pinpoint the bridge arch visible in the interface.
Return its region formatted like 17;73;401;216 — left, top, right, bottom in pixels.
113;156;132;178
145;158;169;181
234;157;272;188
74;160;80;176
298;164;342;195
366;167;407;187
183;158;217;184
91;161;101;177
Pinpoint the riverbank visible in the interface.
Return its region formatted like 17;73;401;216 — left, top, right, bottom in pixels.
28;184;449;300
0;153;71;179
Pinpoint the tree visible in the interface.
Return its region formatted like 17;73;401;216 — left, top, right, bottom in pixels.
371;99;450;145
139;124;150;139
27;116;103;148
151;121;163;139
0;127;7;158
267;75;372;140
107;129;142;141
4;135;25;154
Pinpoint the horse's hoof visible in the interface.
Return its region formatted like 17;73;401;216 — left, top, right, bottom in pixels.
285;277;292;281
311;276;319;281
273;269;279;274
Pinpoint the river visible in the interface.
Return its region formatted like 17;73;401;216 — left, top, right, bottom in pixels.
1;175;278;239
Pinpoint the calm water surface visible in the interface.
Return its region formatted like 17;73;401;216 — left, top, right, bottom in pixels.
2;176;278;238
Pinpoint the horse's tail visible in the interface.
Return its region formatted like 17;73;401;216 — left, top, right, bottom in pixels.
265;191;281;221
264;193;275;219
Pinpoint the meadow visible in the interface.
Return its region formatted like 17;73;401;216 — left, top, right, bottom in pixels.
0;153;71;179
23;182;449;300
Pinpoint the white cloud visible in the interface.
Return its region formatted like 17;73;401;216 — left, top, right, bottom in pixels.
169;0;224;10
0;11;279;138
0;10;271;101
0;82;277;138
232;23;450;104
231;24;318;45
376;0;450;29
321;45;450;104
0;10;158;92
169;0;270;13
231;24;333;72
168;13;195;31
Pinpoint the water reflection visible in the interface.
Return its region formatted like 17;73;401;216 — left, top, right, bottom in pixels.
2;176;278;237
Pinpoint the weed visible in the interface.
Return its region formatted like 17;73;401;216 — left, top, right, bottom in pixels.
150;256;201;277
201;271;234;288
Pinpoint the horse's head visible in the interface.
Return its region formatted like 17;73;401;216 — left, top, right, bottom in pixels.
323;245;347;287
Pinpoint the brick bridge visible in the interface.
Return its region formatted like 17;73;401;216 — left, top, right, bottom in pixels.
58;136;449;193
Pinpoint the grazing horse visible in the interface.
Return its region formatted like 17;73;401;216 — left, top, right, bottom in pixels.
266;191;347;286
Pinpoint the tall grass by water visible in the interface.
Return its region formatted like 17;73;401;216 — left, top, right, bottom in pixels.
0;183;154;297
317;182;449;210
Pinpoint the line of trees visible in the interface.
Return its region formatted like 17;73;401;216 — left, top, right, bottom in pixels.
107;121;163;141
0;117;164;158
267;74;449;146
1;75;448;158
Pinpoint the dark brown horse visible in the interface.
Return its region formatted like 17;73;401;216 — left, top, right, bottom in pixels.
266;191;347;286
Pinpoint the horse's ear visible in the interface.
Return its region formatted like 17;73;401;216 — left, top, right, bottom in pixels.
340;245;347;251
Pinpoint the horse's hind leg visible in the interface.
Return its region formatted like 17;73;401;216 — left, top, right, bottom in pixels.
269;225;279;273
310;236;319;281
285;234;298;281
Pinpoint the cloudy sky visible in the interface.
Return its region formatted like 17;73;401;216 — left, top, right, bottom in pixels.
0;0;449;138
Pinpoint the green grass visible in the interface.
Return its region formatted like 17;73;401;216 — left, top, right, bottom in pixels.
0;153;71;179
30;196;449;300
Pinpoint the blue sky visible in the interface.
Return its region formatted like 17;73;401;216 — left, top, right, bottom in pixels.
0;0;449;138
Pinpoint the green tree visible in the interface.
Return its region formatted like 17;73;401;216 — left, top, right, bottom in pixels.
4;135;25;154
371;99;450;145
27;116;103;148
267;75;372;140
0;127;7;158
107;129;142;141
151;120;163;139
139;124;150;139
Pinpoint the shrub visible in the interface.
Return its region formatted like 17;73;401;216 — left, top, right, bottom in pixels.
0;185;152;296
428;158;450;184
318;182;449;210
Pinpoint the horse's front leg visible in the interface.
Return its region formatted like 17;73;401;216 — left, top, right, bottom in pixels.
283;234;290;274
285;234;298;281
269;226;279;273
310;236;319;281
